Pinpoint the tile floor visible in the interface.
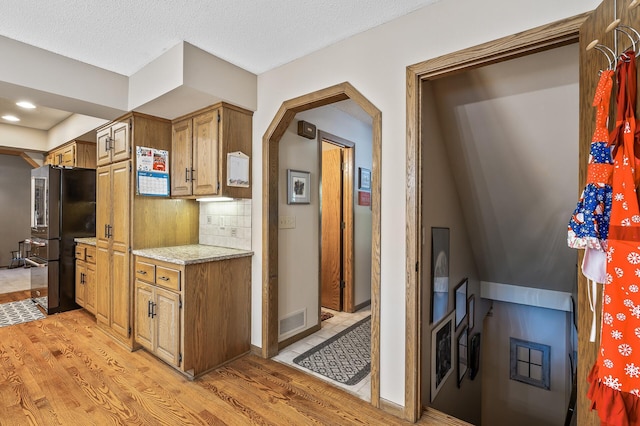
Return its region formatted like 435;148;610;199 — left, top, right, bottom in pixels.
0;267;31;294
273;306;372;402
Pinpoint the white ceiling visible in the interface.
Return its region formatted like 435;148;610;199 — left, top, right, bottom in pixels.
0;0;440;76
0;0;438;132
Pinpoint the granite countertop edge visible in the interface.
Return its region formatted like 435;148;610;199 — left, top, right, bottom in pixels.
74;237;97;246
132;244;254;265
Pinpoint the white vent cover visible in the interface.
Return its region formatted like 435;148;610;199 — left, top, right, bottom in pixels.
279;309;306;337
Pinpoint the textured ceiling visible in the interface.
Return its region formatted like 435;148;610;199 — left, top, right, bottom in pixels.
0;0;440;76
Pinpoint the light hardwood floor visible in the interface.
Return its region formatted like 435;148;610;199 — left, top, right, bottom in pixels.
0;290;467;425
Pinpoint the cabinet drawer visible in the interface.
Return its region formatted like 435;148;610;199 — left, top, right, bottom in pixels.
75;245;86;261
155;266;180;291
85;246;96;264
135;260;156;283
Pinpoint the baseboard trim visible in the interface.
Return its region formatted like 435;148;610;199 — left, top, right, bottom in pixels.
278;324;321;351
354;299;371;312
250;344;263;357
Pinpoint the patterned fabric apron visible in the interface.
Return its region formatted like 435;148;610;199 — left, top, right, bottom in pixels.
588;51;640;426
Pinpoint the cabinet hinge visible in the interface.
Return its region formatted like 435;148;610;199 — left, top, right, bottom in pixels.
217;112;221;123
128;326;132;337
416;261;419;272
341;222;346;230
179;353;183;364
129;163;132;172
340;280;345;289
129;120;132;130
179;297;182;309
217;182;220;192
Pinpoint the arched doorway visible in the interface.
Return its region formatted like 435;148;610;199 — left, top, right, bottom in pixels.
261;82;383;407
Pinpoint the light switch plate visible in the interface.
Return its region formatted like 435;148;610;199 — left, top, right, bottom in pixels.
279;215;296;229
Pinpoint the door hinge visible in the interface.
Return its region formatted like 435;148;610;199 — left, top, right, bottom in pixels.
340;280;345;289
341;222;346;230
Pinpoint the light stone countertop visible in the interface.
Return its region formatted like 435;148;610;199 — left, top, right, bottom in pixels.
132;244;253;265
74;237;96;246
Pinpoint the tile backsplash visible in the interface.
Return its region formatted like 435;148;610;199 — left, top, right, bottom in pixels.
199;199;252;250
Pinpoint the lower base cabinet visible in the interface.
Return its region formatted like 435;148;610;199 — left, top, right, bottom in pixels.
75;243;96;315
133;254;251;378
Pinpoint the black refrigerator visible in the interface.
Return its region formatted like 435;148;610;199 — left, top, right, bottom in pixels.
27;165;96;314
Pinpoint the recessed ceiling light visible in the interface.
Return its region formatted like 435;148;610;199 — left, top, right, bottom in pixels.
2;115;20;122
16;101;36;109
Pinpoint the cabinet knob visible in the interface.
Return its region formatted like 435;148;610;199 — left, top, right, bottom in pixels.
158;276;169;281
137;270;147;275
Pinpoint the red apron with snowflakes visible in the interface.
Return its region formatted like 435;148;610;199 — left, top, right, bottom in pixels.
588;52;640;426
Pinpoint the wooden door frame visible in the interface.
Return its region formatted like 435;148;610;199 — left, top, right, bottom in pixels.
262;81;382;408
318;131;356;313
404;13;589;422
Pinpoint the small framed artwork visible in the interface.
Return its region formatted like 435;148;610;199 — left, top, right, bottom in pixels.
287;169;311;204
454;278;468;329
431;310;455;402
359;167;371;190
431;227;450;324
457;326;468;387
468;295;475;331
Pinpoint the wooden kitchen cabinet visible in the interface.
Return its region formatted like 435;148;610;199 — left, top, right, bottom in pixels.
96;119;130;166
75;243;96;314
133;254;251;378
171;102;252;199
45;140;97;168
94;112;199;350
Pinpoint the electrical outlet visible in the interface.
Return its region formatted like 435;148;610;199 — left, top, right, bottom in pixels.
279;215;296;229
207;215;213;225
230;228;238;237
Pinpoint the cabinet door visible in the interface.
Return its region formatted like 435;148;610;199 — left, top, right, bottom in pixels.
85;262;96;315
110;248;130;340
95;245;111;325
192;110;219;196
155;287;181;366
111;161;131;253
171;118;193;196
60;145;75;166
97;127;112;166
110;120;131;163
75;261;86;308
96;166;111;248
135;281;154;352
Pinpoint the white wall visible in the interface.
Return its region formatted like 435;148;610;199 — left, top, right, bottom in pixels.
482;301;571;425
251;0;599;405
277;104;373;340
0;155;32;267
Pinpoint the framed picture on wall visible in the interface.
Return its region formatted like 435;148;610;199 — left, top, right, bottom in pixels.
457;326;468;387
431;227;450;324
454;278;468;329
359;167;371;190
431;310;455;402
468;294;475;331
287;169;311;204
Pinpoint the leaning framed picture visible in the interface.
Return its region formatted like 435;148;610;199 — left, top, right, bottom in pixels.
431;227;450;324
454;278;468;329
431;310;455;402
358;167;371;190
287;169;311;204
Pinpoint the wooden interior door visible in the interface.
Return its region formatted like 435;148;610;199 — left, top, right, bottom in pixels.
577;2;640;424
321;144;343;311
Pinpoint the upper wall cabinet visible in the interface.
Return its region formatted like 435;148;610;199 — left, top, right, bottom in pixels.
171;102;253;199
97;119;131;166
45;140;97;169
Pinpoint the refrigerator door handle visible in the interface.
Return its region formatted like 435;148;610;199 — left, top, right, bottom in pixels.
25;258;45;268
